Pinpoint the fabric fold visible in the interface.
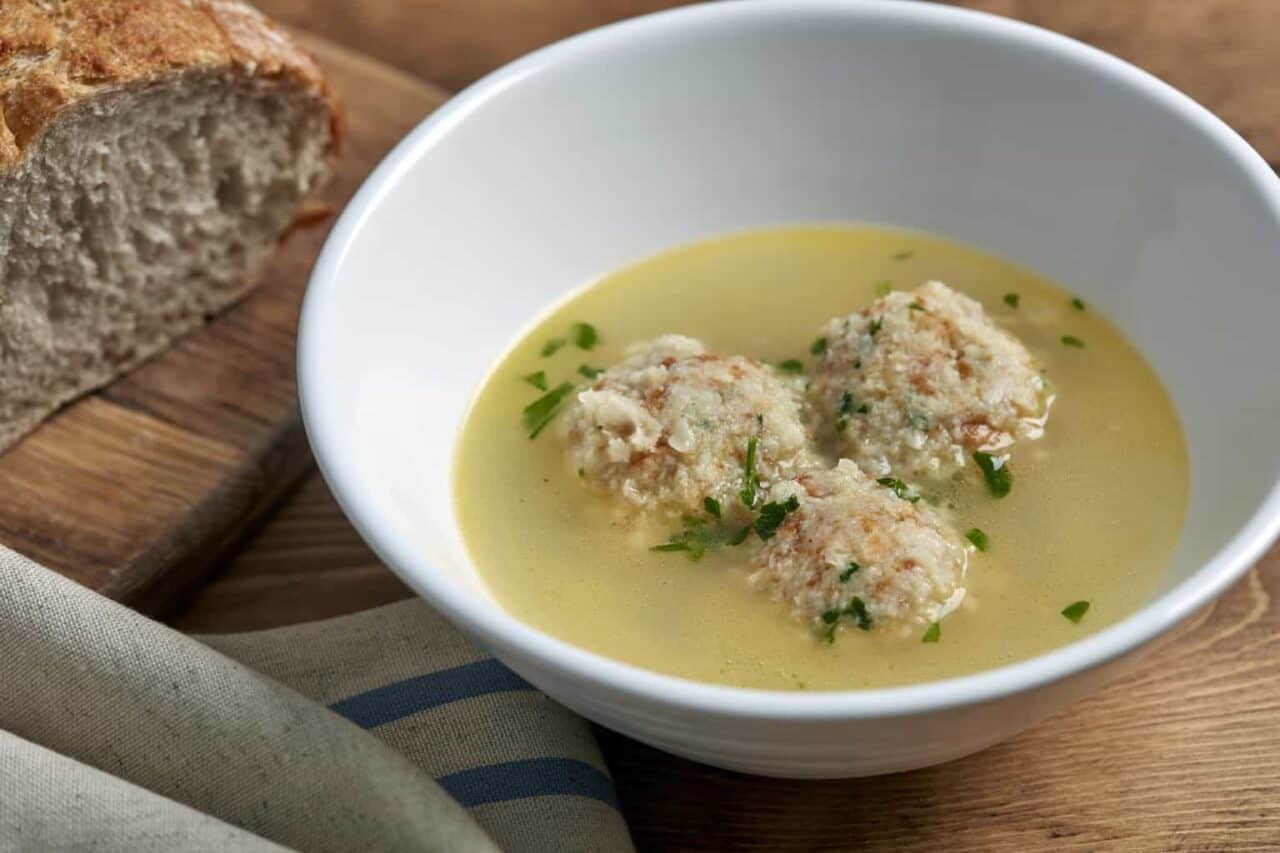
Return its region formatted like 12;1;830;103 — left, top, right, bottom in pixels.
0;545;633;852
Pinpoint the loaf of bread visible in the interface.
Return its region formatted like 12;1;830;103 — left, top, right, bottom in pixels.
0;0;342;451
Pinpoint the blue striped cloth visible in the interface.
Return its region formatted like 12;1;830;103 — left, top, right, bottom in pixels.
0;544;633;852
326;660;619;810
204;599;633;851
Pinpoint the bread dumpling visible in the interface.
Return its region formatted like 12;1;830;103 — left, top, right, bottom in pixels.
808;281;1049;480
562;335;814;518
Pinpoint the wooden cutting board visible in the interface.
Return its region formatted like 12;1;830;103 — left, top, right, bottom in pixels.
0;35;449;615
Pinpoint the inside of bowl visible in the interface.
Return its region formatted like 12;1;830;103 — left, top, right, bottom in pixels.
311;4;1280;612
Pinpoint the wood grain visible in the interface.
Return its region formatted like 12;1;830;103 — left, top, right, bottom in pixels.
0;35;449;614
252;0;697;92
157;0;1280;849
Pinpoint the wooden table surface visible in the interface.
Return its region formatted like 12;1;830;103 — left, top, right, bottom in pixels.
173;2;1280;849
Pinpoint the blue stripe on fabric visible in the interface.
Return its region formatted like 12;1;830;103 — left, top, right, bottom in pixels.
328;658;533;728
437;758;619;809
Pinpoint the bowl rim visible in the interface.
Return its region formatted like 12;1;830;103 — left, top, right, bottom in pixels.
299;0;1280;720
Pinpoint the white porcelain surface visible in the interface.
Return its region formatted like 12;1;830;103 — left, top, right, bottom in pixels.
299;0;1280;777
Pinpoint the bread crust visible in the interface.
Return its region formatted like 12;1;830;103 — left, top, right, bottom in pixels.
0;0;343;169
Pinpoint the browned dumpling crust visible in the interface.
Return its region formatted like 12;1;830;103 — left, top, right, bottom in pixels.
562;335;814;518
808;281;1049;481
749;460;971;635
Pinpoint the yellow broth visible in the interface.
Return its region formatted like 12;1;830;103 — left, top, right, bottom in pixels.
453;226;1188;690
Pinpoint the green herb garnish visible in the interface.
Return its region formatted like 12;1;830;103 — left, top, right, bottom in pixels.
577;364;604;379
753;495;800;540
704;497;721;519
846;596;872;630
839;562;860;582
835;391;855;433
869;317;883;338
893;250;913;261
739;435;760;508
728;526;752;546
908;302;926;312
571;322;598;350
877;476;920;503
776;359;804;374
972;451;1012;498
577;467;585;478
922;622;941;643
542;338;567;357
649;516;716;561
650;541;697;555
1071;297;1086;311
1003;293;1020;308
522;382;575;438
1061;335;1085;348
821;596;875;641
965;527;989;551
874;280;893;296
856;403;870;414
522;371;548;391
810;336;829;356
1061;600;1090;623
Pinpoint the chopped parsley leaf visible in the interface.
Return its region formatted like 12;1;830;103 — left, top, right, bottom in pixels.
577;364;604;379
856;403;870;415
753;495;800;540
972;451;1012;498
869;317;883;338
821;596;874;640
922;622;941;643
893;250;913;261
1061;600;1090;623
1061;335;1085;348
739;435;760;508
540;338;566;357
877;476;921;503
874;280;893;296
835;391;855;433
649;516;717;561
1071;297;1086;311
571;322;599;350
908;302;926;312
822;596;874;640
846;596;873;631
839;562;860;582
650;541;695;554
776;359;805;374
522;382;575;438
965;527;989;551
652;504;750;559
577;467;585;478
522;371;548;391
1003;293;1020;308
810;336;829;356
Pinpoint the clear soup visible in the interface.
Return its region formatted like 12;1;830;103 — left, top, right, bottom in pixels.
454;226;1187;690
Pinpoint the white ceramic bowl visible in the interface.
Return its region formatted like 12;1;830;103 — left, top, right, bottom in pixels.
299;0;1280;777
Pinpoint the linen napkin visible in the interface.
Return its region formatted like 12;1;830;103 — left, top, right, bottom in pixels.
0;545;633;852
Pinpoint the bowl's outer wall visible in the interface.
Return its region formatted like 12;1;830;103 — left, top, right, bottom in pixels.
300;1;1280;775
481;629;1157;778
